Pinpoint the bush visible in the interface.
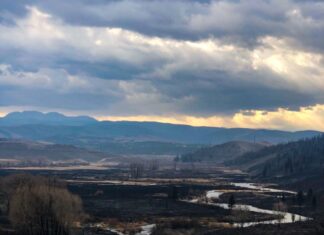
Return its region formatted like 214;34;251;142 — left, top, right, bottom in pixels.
7;175;84;235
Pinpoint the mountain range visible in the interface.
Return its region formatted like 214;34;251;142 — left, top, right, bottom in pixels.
0;111;97;126
0;111;322;155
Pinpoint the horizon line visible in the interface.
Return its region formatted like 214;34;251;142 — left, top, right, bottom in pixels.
0;110;322;133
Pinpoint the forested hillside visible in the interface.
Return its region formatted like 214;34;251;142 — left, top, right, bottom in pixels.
226;135;324;180
180;141;269;163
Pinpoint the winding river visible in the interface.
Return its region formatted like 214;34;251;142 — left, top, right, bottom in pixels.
92;223;156;235
196;182;310;227
94;182;310;234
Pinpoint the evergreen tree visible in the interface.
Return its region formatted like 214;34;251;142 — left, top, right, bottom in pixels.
312;196;317;209
307;188;313;202
228;194;235;209
297;190;304;207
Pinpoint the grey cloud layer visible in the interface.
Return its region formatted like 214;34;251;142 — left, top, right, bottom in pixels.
0;0;323;116
3;0;323;49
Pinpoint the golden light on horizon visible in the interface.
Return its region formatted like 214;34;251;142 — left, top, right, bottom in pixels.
1;104;323;131
96;104;324;131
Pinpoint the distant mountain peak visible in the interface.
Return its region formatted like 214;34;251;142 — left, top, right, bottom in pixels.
1;111;97;126
5;111;44;117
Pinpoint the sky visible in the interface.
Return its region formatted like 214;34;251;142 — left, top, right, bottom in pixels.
0;0;323;131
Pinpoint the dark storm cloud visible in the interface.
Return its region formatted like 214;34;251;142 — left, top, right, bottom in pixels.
0;0;323;116
146;70;318;116
3;0;320;51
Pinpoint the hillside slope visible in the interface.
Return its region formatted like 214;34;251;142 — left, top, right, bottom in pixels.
0;138;109;162
226;135;324;181
180;141;269;163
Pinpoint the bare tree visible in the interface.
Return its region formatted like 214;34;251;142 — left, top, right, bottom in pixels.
174;155;180;171
1;174;36;214
273;201;287;226
130;162;144;178
233;205;249;228
149;160;159;171
173;160;178;171
6;174;83;235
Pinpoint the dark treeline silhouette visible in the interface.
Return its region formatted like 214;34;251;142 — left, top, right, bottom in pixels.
295;189;318;210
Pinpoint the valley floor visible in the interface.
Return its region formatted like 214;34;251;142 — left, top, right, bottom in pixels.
0;163;323;235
